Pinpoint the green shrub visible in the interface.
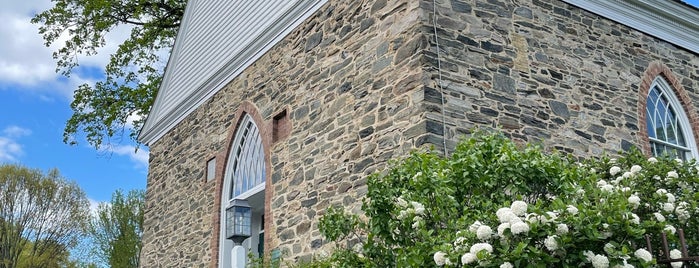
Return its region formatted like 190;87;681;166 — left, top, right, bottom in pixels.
315;131;698;267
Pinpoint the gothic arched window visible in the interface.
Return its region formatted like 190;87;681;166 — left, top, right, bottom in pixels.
219;114;266;267
645;77;699;160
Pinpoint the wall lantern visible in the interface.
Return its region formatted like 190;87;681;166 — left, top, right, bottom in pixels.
225;199;252;245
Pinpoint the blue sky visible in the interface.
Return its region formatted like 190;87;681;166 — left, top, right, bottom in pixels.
0;0;147;207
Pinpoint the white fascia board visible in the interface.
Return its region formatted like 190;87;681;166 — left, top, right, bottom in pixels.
139;0;328;145
562;0;699;54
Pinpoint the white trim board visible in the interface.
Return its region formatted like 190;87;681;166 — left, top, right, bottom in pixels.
139;0;328;145
562;0;699;55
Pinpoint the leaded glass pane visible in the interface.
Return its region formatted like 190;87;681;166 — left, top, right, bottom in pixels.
646;85;691;160
228;115;266;199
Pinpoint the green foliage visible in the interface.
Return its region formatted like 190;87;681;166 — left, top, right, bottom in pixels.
312;131;699;267
32;0;186;148
0;164;90;268
88;189;144;268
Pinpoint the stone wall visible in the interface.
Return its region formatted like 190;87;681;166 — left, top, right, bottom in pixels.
140;0;699;266
140;0;433;266
422;0;699;157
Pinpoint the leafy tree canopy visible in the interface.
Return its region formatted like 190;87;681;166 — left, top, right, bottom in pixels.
0;164;90;268
31;0;186;149
89;189;144;268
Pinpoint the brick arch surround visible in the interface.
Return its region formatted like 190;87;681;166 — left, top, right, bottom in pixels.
210;101;274;268
637;61;699;157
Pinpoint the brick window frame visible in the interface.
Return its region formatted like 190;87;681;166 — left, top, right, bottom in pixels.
637;62;699;159
210;101;274;268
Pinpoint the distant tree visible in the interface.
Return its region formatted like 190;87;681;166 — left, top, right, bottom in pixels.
31;0;186;149
0;164;90;268
89;189;144;268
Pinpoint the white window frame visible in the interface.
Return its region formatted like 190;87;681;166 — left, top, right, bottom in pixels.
646;77;699;160
219;114;266;268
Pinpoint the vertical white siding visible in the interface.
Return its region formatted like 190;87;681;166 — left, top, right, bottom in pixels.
140;0;328;145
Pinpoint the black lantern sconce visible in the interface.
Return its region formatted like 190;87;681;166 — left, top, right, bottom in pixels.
225;199;252;245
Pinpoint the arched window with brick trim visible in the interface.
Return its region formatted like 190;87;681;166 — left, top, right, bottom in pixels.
219;114;266;268
645;76;699;160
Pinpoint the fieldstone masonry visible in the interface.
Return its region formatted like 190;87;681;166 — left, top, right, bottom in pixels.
140;0;699;266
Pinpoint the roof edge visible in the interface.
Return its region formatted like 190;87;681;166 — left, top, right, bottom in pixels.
562;0;699;55
138;0;328;145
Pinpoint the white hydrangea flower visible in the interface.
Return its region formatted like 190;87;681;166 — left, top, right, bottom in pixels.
654;212;666;222
511;201;528;216
664;225;676;235
604;243;615;254
477;225;493;240
667;171;679;179
675;158;683;164
663;202;675;213
612;177;623;185
411;201;425;215
397;210;408;220
591;254;610;268
544;235;558;251
445;259;453;266
656;189;668;195
412;219;421;229
470;243;493;254
628;195;640;208
648;157;658;163
621;187;631;192
500;262;513;268
635;248;652;262
622;171;633;179
597;180;609;187
630;213;640;225
556;223;569;235
566;205;579;215
543;211;558;223
511;222;530;235
583;250;595;261
676;207;690;222
601;184;614;192
395;197;408;207
665;193;676;203
610;166;621;176
670;249;682;268
630;165;642;173
497;222;510;237
496;207;518;224
461;253;476;265
434;251;447;266
469;221;482;233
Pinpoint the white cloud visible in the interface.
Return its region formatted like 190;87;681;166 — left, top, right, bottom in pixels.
0;0;131;100
0;126;31;163
0;137;23;162
103;145;149;169
3;125;32;138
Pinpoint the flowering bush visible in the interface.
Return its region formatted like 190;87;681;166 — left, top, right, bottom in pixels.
316;132;699;267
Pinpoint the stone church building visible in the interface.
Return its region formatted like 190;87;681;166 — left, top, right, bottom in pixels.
137;0;699;266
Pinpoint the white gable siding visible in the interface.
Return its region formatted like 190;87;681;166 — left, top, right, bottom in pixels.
139;0;328;145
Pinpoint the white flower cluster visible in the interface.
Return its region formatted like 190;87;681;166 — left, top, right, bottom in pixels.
394;197;426;228
583;251;610;268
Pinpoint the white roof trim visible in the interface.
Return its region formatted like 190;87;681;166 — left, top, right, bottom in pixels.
562;0;699;55
139;0;328;145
